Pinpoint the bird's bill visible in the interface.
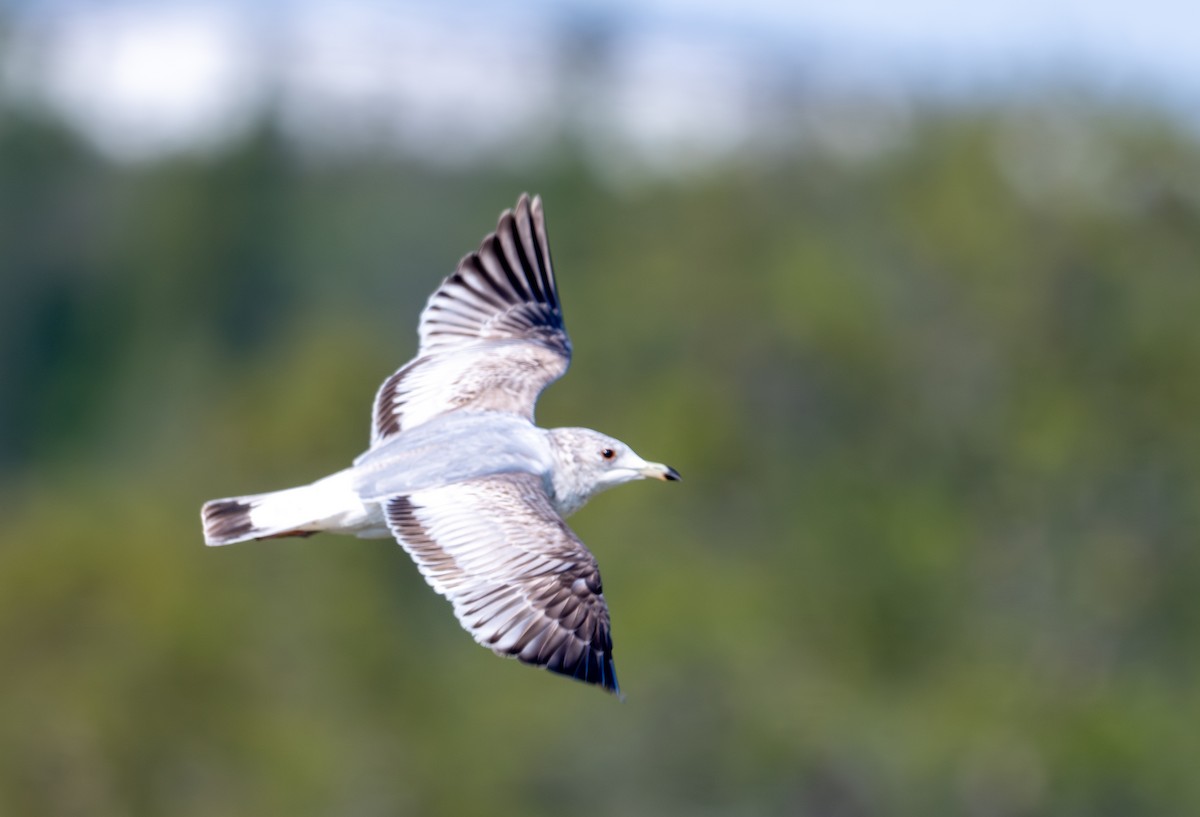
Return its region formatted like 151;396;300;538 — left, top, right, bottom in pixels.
639;462;682;482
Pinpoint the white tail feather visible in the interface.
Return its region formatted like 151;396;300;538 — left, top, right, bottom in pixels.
201;471;381;546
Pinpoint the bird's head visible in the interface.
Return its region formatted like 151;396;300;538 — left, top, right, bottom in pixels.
546;427;680;516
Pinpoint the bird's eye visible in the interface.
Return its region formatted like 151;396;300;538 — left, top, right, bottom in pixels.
601;448;616;461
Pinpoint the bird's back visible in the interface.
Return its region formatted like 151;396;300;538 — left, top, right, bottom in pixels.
351;411;551;502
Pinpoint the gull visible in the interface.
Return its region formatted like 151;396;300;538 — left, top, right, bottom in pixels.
201;194;679;695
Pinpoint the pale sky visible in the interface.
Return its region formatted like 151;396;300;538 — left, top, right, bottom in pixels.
3;0;1198;162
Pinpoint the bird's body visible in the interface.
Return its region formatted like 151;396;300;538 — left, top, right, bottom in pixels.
201;194;678;695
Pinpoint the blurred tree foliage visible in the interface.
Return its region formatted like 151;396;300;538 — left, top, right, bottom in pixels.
2;92;1200;817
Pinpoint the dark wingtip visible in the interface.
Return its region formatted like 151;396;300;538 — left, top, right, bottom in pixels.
517;626;621;697
605;662;623;700
562;651;621;697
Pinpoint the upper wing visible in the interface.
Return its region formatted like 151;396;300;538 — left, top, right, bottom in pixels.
371;194;570;445
385;473;619;695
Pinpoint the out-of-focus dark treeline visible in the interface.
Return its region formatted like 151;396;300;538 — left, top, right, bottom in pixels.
2;83;1200;817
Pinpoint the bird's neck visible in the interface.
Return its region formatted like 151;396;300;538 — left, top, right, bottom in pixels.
544;430;600;518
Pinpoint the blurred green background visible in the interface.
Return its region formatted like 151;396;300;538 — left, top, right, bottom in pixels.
3;4;1200;816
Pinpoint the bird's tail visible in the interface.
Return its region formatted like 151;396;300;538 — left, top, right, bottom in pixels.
202;482;332;546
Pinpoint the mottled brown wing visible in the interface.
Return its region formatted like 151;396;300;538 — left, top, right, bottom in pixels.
371;194;570;445
385;473;619;695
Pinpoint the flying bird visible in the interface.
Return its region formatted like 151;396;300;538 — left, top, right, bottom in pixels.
201;194;679;696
